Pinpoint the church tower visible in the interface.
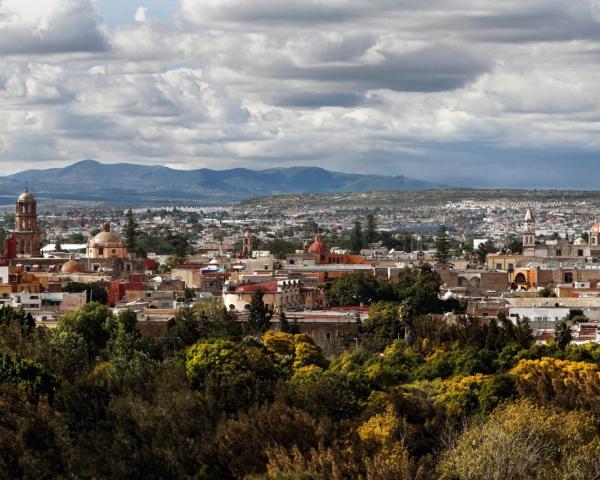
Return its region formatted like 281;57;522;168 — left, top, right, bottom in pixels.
523;208;536;256
242;229;253;257
14;189;41;257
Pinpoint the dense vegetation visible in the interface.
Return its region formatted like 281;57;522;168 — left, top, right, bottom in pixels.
1;282;600;478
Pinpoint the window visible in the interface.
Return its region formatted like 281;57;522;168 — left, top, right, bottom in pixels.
496;263;502;270
564;272;573;283
578;249;584;257
556;250;562;256
98;248;104;255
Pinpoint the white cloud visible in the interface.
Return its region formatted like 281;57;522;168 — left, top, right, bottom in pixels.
1;0;600;186
134;6;147;22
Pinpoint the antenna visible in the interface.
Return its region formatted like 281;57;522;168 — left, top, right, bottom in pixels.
25;181;28;193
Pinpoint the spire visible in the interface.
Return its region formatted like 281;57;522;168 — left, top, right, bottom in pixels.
524;208;534;222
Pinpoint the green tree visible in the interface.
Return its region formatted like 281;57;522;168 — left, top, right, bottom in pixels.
539;286;557;297
183;287;196;303
554;321;572;350
63;282;108;305
247;289;272;335
327;272;383;307
186;339;280;411
504;236;523;254
124;209;138;252
279;311;291;333
350;220;364;253
54;237;63;253
362;302;404;351
434;226;450;263
366;213;377;244
476;240;495;265
57;302;114;361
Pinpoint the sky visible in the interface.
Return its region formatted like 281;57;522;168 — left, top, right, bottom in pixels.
1;0;600;188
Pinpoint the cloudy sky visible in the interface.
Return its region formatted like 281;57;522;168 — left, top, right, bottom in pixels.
1;0;600;188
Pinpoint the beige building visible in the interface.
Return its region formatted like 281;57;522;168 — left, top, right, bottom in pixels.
87;224;128;259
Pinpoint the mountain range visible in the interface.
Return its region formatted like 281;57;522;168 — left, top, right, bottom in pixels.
0;160;445;205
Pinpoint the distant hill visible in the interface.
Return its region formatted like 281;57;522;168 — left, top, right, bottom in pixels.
0;159;446;205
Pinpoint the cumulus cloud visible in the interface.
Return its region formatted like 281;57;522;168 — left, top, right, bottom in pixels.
134;6;147;23
0;0;110;54
1;0;600;187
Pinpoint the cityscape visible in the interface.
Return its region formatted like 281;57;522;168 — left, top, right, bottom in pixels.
2;0;600;479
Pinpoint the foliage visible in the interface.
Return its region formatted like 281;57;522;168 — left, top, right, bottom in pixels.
124;209;138;251
63;281;108;305
327;272;389;307
438;400;600;480
186;339;280;411
247;289;273;335
510;357;600;413
350;220;364;253
554;321;572;349
366;213;377;244
0;275;596;478
434;226;450;263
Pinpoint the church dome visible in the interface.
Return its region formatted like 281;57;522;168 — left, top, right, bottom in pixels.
92;223;121;245
61;259;83;274
308;233;329;254
18;191;34;203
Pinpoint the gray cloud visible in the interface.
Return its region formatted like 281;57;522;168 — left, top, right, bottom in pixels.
0;0;110;55
273;91;364;108
269;46;489;92
0;0;600;188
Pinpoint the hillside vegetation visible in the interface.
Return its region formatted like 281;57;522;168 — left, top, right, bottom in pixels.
0;269;599;479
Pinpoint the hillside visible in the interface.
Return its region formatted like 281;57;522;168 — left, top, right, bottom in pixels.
0;160;445;205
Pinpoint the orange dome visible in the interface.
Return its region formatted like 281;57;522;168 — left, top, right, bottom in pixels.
591;224;600;234
61;259;83;274
308;233;329;254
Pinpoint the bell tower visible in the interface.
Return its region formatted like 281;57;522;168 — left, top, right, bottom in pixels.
242;229;253;257
14;188;41;257
523;208;536;256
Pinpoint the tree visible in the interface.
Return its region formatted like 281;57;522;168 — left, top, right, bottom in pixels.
164;255;185;270
327;272;383;307
362;302;403;351
434;226;450;263
279;311;291;333
350;220;364;253
554;321;572;350
185;339;279;411
438;400;600;480
510;357;600;412
54;237;63;253
504;236;523;254
124;209;138;252
539;286;557;298
63;282;108;305
366;213;377;244
57;302;114;361
246;289;273;335
476;240;495;265
183;287;196;303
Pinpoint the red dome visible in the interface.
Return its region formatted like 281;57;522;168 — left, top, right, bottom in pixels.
308;233;329;254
